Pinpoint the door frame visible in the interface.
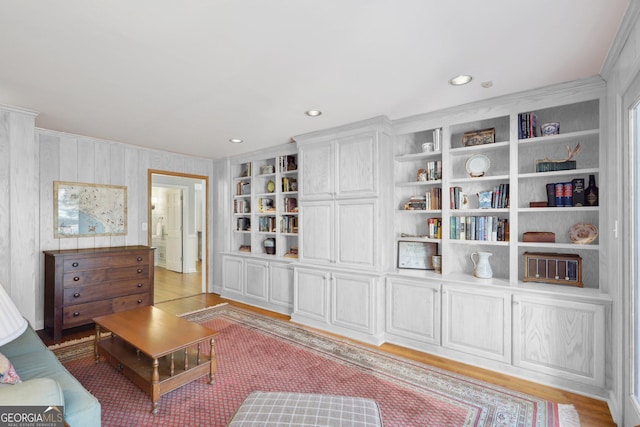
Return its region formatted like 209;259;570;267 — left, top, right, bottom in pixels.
148;169;209;293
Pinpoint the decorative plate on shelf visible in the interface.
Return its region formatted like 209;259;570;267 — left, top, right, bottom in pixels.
568;223;598;244
465;154;490;177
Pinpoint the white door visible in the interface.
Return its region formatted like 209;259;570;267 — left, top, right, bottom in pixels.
165;188;183;272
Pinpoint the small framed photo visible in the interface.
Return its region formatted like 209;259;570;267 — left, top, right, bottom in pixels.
397;241;438;270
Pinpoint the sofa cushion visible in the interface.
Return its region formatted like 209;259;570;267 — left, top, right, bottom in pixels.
0;351;21;384
11;349;100;427
0;377;64;406
0;326;47;358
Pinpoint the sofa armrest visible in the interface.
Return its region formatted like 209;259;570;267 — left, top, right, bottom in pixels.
0;377;64;406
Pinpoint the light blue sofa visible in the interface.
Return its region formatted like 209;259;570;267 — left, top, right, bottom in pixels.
0;326;101;427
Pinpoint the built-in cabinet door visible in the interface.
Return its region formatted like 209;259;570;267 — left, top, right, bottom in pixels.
335;199;377;268
386;277;441;345
513;295;605;386
335;132;377;198
269;262;294;308
299;142;333;199
300;200;333;264
442;286;511;363
293;268;330;323
331;272;376;334
222;255;244;295
244;259;269;301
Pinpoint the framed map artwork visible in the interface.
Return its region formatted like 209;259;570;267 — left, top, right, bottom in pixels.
54;181;127;238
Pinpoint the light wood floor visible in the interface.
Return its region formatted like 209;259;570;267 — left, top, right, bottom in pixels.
153;262;203;303
41;292;616;426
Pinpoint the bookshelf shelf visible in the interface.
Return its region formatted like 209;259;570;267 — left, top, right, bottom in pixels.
451;208;509;214
449;174;510;184
397;180;442;187
518;206;599;213
448;240;510;247
396;209;442;214
518;242;599;251
449;140;510;156
517;128;599;145
395;151;443;162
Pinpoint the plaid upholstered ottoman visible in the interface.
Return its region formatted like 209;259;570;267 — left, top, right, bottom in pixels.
228;391;383;426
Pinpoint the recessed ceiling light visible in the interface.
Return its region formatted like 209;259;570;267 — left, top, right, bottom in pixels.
305;110;322;117
448;75;473;86
229;138;243;143
481;81;493;88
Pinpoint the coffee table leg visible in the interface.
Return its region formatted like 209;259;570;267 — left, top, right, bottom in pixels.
151;358;160;414
209;338;216;385
94;325;101;363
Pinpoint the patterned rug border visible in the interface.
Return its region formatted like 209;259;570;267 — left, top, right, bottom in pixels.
51;303;579;426
181;304;575;427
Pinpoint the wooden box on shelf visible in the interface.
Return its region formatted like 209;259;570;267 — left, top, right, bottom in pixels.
462;128;495;147
523;252;583;287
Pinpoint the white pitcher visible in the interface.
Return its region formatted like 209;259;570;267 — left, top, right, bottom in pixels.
470;251;493;279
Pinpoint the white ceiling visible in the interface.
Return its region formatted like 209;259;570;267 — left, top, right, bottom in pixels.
0;1;629;160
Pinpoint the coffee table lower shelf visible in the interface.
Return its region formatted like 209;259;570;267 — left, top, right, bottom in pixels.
96;336;215;414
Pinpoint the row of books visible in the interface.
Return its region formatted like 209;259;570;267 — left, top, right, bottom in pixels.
234;199;250;214
518;112;538;139
421;161;442;181
279;155;297;172
403;188;442;211
426;218;442;239
481;184;509;209
449;186;468;209
284;197;298;213
259;216;276;233
450;216;510;241
545;179;586;207
236;181;250;196
281;215;299;234
282;177;298;192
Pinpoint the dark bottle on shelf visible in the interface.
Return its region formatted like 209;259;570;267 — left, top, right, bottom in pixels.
585;174;599;206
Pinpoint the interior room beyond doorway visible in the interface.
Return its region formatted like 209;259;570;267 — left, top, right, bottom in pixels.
149;171;208;304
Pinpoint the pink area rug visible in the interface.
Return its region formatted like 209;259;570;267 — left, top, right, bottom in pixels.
54;304;577;426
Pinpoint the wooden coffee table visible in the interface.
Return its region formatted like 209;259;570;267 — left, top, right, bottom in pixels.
93;306;217;414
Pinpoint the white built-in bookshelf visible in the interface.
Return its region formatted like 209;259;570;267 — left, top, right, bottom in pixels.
393;97;601;292
231;152;299;259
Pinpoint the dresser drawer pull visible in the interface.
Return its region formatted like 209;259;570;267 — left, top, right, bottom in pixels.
137;283;143;288
73;292;80;298
137;268;143;274
73;311;80;317
137;299;143;304
72;262;79;267
137;256;143;262
73;276;80;281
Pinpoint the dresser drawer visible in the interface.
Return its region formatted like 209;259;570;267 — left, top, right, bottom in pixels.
63;300;113;328
108;252;150;267
63;269;108;287
64;279;151;305
112;292;151;313
63;265;149;287
63;257;108;271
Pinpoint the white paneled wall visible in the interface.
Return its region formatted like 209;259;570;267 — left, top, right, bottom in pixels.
0;106;39;327
0;106;219;329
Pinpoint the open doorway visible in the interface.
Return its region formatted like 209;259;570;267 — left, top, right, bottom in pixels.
148;170;208;303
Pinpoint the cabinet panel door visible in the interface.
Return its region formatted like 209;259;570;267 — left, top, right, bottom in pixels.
300;201;333;264
222;255;243;295
245;259;269;301
335;132;377;198
386;277;440;345
335;199;377;268
331;273;375;334
299;142;333;199
269;262;294;308
442;287;511;363
513;296;605;386
293;268;330;322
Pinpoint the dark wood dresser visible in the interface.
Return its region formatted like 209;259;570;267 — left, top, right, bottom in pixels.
44;246;155;340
